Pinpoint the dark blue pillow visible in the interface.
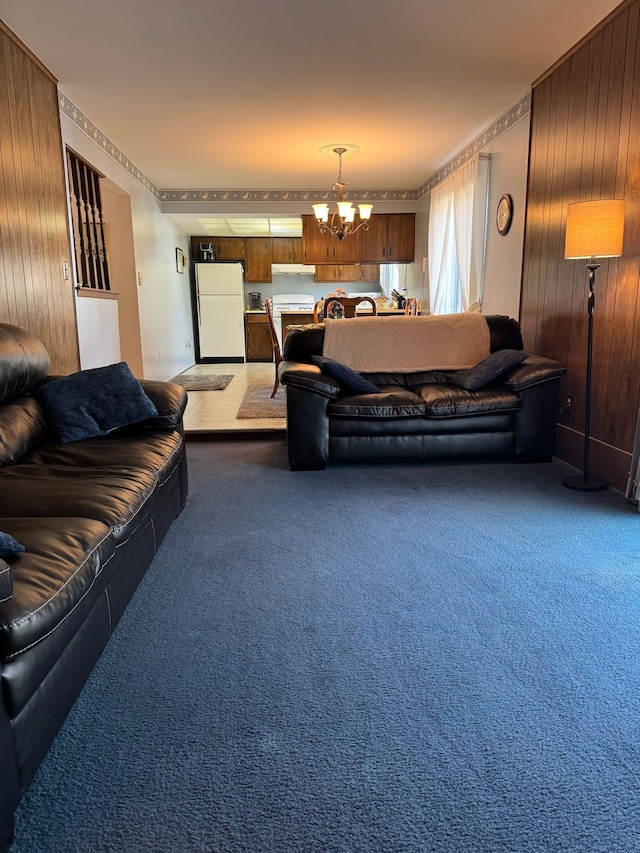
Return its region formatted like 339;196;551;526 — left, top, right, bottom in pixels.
311;356;381;394
37;362;159;443
0;531;24;557
450;349;527;391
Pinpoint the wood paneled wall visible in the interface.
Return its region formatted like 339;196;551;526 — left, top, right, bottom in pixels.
521;0;640;490
0;22;79;374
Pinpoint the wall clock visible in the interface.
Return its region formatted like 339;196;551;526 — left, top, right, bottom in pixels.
496;194;513;235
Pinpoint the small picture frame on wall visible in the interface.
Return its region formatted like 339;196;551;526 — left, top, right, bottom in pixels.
176;248;185;273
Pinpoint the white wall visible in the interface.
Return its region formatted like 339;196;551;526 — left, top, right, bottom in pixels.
61;117;194;380
76;296;120;368
242;272;382;307
406;198;430;309
478;115;530;319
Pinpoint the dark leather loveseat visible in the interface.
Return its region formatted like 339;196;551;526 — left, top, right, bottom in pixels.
0;324;188;851
280;314;566;471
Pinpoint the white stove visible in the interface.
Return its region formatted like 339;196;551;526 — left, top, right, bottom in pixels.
271;293;316;347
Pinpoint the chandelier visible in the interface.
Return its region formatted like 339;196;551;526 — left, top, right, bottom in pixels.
312;147;373;241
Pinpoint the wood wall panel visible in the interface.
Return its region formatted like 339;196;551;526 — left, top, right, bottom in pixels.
0;23;79;374
521;0;640;490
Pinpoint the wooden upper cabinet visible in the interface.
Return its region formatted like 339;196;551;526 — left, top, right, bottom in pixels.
359;214;416;262
386;214;415;262
272;237;303;264
302;213;415;264
213;237;246;260
301;215;362;264
244;237;272;283
314;264;380;284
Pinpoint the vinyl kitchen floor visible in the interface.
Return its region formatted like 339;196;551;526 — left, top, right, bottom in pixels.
176;362;286;436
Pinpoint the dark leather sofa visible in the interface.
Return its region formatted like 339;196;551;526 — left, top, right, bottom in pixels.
280;315;566;471
0;324;189;851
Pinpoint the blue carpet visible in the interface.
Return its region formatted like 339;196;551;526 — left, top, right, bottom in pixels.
12;442;640;852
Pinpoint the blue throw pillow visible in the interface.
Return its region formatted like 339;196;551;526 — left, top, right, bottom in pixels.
311;356;381;394
450;349;527;391
37;362;159;443
0;531;25;557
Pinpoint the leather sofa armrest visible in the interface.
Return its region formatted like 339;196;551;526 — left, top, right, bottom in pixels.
501;354;567;392
0;559;12;603
138;380;188;428
279;362;341;398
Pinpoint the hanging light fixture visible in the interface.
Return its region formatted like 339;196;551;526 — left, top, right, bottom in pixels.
312;147;373;241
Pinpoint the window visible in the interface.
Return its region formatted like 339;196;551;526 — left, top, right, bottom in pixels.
66;149;111;290
428;155;489;315
380;263;407;299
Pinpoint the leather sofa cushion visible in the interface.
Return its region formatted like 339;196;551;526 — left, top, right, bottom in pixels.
328;384;521;419
22;431;184;487
417;384;522;417
0;560;12;603
0;516;113;661
0;397;49;468
329;389;426;418
0;465;158;544
0;516;117;719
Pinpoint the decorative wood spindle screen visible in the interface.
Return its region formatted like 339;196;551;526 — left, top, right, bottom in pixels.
66;149;110;290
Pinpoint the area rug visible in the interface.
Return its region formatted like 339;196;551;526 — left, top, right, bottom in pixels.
236;382;285;418
169;373;234;391
12;446;640;853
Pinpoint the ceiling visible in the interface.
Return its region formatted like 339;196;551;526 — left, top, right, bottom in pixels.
0;0;621;235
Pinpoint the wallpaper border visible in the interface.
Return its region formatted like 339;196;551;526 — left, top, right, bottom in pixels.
59;89;531;204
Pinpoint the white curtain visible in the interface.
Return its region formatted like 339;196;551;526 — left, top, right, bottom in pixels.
428;185;458;314
450;158;477;312
428;155;488;315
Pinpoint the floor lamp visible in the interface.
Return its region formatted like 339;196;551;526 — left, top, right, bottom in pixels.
563;199;625;491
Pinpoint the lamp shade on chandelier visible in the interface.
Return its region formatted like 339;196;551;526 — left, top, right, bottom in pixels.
313;147;373;241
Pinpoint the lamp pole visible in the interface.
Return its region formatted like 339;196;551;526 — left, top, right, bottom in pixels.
563;262;607;491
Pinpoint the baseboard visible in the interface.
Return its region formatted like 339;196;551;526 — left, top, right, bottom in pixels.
555;424;632;494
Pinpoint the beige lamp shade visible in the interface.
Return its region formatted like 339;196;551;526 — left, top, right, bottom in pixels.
565;199;625;259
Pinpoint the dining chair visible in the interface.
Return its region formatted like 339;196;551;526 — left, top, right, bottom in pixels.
322;296;377;319
264;298;282;398
313;300;324;322
405;297;418;316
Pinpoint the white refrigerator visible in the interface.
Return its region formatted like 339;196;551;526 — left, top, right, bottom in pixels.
195;263;246;361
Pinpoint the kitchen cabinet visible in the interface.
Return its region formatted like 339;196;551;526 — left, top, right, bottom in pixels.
301;215;362;264
314;264;380;284
190;236;308;282
244;238;273;283
303;213;415;264
245;312;273;361
272;237;303;264
212;237;246;260
359;213;416;262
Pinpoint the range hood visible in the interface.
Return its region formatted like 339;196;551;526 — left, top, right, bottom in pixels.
272;263;316;275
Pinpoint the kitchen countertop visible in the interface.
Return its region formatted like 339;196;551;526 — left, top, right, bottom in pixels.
244;307;411;316
279;308;408;315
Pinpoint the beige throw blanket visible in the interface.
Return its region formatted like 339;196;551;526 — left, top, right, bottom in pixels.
322;314;491;372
